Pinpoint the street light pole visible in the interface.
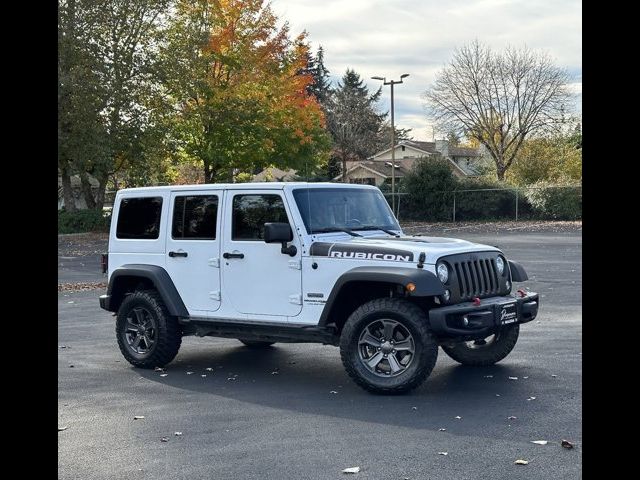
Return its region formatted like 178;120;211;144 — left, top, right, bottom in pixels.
371;74;409;215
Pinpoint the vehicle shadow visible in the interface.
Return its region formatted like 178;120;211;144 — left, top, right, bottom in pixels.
136;339;548;437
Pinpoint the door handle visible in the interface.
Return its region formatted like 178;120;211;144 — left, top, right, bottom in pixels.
223;252;244;259
168;251;188;258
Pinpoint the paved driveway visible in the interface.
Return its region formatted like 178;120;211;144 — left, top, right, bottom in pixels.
58;230;581;479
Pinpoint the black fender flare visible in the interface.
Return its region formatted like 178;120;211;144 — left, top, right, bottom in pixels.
318;266;444;326
106;264;188;317
508;260;528;282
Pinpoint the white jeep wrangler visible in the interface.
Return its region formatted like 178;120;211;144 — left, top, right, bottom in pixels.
99;182;539;394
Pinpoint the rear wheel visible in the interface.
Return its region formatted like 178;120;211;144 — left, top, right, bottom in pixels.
116;290;182;368
441;325;520;366
239;340;275;348
340;298;438;394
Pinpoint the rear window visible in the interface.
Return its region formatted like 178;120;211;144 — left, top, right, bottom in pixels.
116;197;163;239
172;195;218;240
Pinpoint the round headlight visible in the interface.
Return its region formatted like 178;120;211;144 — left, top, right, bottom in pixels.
496;256;505;275
443;290;450;301
437;263;449;283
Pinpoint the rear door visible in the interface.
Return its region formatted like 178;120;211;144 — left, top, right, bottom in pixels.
165;190;222;315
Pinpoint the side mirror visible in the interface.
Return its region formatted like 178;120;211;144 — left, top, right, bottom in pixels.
264;223;293;243
264;223;297;257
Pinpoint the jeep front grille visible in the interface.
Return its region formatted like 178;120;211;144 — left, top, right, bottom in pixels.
451;256;500;300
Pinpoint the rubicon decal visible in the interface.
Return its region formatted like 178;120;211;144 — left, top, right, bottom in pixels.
310;242;414;262
329;251;412;262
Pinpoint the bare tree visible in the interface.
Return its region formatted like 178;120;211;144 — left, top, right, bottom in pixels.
424;41;572;180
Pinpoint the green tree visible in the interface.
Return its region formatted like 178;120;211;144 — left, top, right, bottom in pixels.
507;119;582;185
402;155;458;220
326;69;385;180
161;0;329;183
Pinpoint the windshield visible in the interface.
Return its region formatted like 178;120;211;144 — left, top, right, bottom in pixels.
292;187;400;234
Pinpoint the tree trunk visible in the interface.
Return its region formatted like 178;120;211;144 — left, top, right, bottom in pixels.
79;172;97;209
94;173;109;210
496;165;506;181
60;166;77;212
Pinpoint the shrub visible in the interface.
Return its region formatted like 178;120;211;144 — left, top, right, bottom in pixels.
58;209;111;234
401;156;458;221
524;181;582;220
454;177;517;221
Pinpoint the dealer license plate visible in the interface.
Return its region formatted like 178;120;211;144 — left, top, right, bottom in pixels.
499;302;518;325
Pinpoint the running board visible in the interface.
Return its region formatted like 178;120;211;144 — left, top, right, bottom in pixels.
181;319;339;346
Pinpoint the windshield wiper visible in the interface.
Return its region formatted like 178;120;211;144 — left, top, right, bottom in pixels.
357;226;401;237
310;227;362;237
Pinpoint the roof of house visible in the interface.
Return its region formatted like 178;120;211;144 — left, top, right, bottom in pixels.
252;167;297;182
333;161;409;181
449;146;481;157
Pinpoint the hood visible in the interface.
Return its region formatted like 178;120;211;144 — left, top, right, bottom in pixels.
308;234;500;265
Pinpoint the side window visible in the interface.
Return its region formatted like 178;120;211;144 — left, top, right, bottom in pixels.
116;197;163;239
232;194;288;241
172;195;218;240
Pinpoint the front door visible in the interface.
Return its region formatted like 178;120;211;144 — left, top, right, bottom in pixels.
165;191;222;315
221;191;302;317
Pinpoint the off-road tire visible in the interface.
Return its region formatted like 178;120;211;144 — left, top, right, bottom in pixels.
239;340;275;348
116;290;182;368
340;298;438;394
441;325;520;366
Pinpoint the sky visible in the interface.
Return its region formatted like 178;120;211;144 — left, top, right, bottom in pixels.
271;0;582;142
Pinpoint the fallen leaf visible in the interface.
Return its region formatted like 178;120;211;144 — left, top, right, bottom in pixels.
412;407;417;410
174;432;183;436
342;466;360;474
227;377;236;381
271;371;279;375
160;373;168;377
330;391;338;394
133;416;145;420
527;396;536;401
507;416;517;420
160;437;169;443
67;301;74;304
439;428;446;432
201;375;207;378
206;367;213;371
58;426;69;432
59;345;70;349
514;459;529;465
495;394;501;397
186;372;194;375
484;375;493;378
551;375;557;378
508;376;518;380
154;367;165;372
561;439;574;449
531;440;548;445
523;376;529;379
454;416;461;419
437;452;448;456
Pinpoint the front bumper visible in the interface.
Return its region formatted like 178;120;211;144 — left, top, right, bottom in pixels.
429;292;539;338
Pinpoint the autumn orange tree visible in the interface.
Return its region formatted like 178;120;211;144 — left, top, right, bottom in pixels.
161;0;330;182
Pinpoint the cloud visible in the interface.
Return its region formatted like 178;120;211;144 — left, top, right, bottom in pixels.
272;0;582;138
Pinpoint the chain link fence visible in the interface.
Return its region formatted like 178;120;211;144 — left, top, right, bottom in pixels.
384;185;582;222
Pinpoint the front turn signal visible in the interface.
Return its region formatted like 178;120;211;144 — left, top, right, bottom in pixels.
406;282;416;293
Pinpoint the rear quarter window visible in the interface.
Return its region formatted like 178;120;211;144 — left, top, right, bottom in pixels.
116;197;163;239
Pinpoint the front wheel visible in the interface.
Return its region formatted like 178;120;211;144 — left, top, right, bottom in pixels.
441;325;520;366
340;298;438;394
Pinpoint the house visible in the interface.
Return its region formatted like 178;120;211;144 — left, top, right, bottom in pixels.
251;166;298;182
335;139;484;185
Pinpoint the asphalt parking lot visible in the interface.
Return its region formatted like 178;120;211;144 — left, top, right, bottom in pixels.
58;228;581;479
